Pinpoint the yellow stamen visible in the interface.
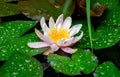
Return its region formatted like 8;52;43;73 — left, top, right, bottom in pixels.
48;26;69;42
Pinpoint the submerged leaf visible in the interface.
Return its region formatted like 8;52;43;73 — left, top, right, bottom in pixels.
0;0;18;2
0;52;43;77
18;0;75;20
0;3;20;17
48;49;98;76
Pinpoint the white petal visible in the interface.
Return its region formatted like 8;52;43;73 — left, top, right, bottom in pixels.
56;14;63;26
73;31;83;43
28;42;50;48
35;28;46;41
40;17;49;32
57;24;62;32
42;23;49;32
50;44;59;51
44;32;54;44
35;28;53;44
43;48;54;55
61;37;74;47
69;24;82;36
49;17;55;29
62;17;72;29
61;47;77;54
40;17;45;26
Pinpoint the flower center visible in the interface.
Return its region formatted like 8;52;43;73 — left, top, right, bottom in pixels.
48;26;69;42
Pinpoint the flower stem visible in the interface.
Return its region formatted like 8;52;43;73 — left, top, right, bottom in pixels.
86;0;93;52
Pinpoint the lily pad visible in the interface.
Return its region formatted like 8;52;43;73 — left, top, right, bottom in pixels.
92;24;120;49
0;21;37;45
18;0;75;20
0;3;20;17
48;49;98;76
0;52;43;77
0;21;46;60
93;61;120;77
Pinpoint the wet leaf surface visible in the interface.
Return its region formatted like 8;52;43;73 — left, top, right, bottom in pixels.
94;61;120;77
48;49;98;76
0;52;43;77
0;21;46;60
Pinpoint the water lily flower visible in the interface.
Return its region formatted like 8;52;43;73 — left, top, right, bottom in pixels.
28;14;83;55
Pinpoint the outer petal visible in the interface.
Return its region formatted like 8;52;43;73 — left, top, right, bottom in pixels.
35;28;53;44
44;32;54;44
62;17;72;29
43;48;54;55
28;42;50;48
61;47;77;54
50;44;59;51
69;24;82;36
61;37;74;47
73;31;83;43
40;17;49;32
56;14;63;26
49;16;55;29
35;28;46;41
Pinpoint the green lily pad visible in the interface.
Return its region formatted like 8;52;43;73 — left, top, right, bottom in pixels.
0;21;37;45
93;61;120;77
48;49;98;76
18;0;75;20
92;25;120;49
0;3;20;17
0;52;43;77
0;21;46;60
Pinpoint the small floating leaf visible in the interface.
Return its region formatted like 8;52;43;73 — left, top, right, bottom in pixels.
0;52;43;77
93;61;120;77
48;49;98;76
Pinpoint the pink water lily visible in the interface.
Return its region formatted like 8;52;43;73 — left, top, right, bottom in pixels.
28;14;83;55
